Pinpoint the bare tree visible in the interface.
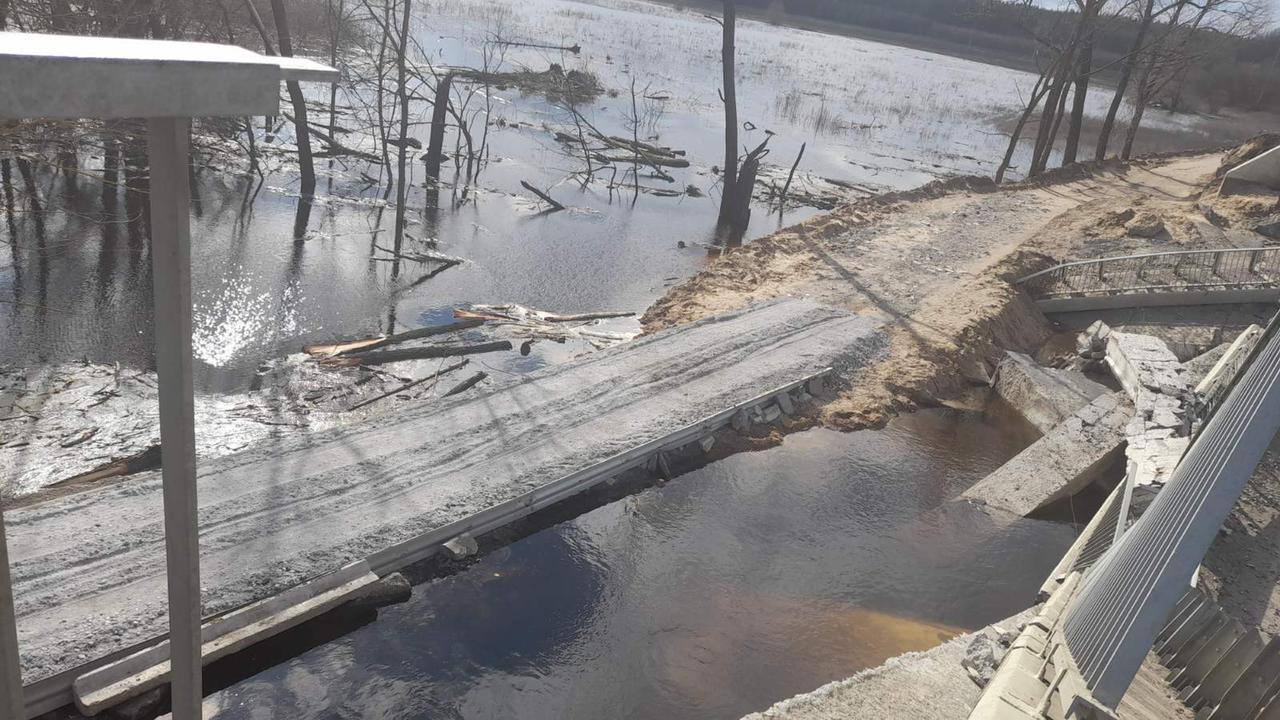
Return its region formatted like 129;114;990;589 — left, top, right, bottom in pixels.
716;0;738;229
392;0;412;255
1062;0;1107;165
268;0;317;200
1096;0;1159;160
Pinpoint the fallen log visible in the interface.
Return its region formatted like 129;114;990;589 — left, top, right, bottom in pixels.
442;371;488;398
591;152;689;169
304;319;486;358
48;444;162;489
331;340;513;367
520;180;565;211
590;132;685;158
282;112;382;163
345;360;469;411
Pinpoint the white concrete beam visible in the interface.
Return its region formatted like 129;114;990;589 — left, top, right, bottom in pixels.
147;116;201;720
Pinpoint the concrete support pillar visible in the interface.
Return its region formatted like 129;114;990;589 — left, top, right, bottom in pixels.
147;116;202;720
0;509;23;720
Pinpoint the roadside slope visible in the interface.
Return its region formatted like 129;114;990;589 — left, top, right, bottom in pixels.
644;154;1226;429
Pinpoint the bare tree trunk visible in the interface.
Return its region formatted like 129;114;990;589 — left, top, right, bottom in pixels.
1121;59;1154;160
1062;3;1099;166
392;0;412;254
374;0;392;184
424;71;454;191
327;0;345;140
1030;63;1073;176
269;0;317;199
1046;75;1074;166
1122;0;1200;161
1255;42;1280;110
996;64;1055;183
716;0;738;228
1030;63;1070;176
1096;0;1154;160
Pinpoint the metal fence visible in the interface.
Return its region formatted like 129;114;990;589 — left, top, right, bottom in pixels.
1060;306;1280;708
1017;247;1280;300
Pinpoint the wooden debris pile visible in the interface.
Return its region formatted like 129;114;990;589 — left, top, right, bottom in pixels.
455;303;637;350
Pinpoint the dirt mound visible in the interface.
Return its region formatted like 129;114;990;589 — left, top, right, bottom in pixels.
1211;133;1280;182
1198;133;1280;235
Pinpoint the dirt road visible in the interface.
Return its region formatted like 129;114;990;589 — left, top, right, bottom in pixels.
644;153;1230;429
8;299;882;687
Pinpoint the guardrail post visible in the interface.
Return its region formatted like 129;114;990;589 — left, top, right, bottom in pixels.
0;509;23;720
1251;250;1262;274
147;116;202;720
1213;251;1225;276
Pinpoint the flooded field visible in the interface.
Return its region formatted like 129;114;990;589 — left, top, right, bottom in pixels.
0;0;1250;391
201;408;1075;720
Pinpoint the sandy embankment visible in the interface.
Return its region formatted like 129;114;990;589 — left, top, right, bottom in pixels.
643;151;1245;429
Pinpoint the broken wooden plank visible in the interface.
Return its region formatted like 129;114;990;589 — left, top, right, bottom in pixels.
442;371;487;398
345;360;469;412
331;341;512;367
520;181;564;211
305;319;486;358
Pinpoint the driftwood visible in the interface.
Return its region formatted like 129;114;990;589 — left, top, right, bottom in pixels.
497;40;581;54
455;304;637;350
779;142;805;212
327;340;512;367
520;180;565;211
456;305;633;323
49;444;162;488
592;133;685;158
442;371;488;397
591;152;689;169
345;360;469;411
282;112;381;163
304;319;485;358
372;243;464;267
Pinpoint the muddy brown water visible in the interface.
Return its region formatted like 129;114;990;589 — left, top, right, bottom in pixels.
198;408;1075;720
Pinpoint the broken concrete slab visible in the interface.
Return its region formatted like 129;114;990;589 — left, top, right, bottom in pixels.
992;352;1110;434
1082;323;1195;491
1103;329;1190;406
962;392;1132;516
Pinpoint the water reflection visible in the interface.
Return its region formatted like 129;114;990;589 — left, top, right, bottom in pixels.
0;0;1241;391
208;410;1075;720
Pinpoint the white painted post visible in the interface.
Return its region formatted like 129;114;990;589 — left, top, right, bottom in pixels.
0;510;23;720
147;116;202;720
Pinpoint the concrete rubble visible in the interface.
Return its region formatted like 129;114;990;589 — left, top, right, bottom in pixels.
962;391;1131;516
1083;322;1192;491
991;352;1110;434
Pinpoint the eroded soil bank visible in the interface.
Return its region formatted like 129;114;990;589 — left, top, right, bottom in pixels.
642;149;1262;430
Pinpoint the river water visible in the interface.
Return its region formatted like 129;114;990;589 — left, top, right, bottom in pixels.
200;408;1075;720
0;0;1247;391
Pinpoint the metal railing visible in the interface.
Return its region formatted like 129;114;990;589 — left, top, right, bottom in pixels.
1059;305;1280;708
1017;247;1280;300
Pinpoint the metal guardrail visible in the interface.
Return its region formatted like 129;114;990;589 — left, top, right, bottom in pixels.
1059;305;1280;708
1017;247;1280;300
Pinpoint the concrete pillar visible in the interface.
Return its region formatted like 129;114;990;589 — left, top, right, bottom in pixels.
147;116;202;720
0;509;23;720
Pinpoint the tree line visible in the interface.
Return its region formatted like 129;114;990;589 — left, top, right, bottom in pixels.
738;0;1277;116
